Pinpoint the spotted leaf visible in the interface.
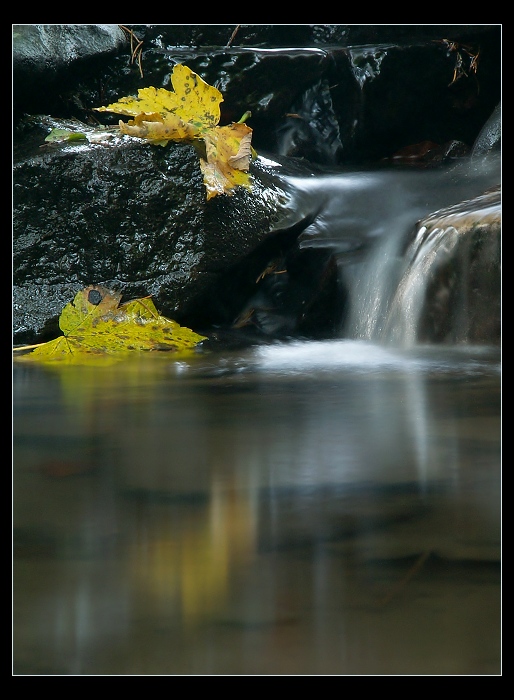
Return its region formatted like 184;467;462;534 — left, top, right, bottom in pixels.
94;64;253;198
17;286;206;362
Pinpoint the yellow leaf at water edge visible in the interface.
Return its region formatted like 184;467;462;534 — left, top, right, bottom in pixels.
200;123;253;200
94;64;223;142
17;285;207;362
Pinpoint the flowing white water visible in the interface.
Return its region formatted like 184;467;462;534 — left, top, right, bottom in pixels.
276;158;501;347
343;229;406;341
379;224;461;346
275;153;500;347
250;339;500;375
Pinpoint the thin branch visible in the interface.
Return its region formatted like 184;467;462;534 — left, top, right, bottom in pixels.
226;25;241;48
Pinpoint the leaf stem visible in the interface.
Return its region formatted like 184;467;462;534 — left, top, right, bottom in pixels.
13;343;46;352
237;111;252;124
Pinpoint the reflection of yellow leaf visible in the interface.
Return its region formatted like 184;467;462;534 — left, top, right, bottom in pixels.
129;482;256;626
94;64;253;199
16;285;206;363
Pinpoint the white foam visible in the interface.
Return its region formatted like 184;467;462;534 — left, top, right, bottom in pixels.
253;340;500;375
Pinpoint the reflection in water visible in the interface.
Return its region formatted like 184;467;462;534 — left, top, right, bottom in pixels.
13;342;501;674
128;477;257;626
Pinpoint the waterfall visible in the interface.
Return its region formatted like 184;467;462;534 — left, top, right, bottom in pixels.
343;221;463;345
343;183;501;346
343;227;407;342
380;224;461;346
275;152;500;347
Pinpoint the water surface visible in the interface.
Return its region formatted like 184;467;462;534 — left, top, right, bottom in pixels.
13;340;501;675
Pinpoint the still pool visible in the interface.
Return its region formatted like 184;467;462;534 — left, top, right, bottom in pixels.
13;340;501;675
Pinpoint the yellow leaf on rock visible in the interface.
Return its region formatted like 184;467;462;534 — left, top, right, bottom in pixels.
229;138;252;170
94;64;222;137
59;284;122;336
93;64;254;199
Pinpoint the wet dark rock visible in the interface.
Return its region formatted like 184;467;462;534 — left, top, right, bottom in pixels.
12;119;314;344
119;25;500;164
13;115;501;346
211;247;343;340
385;139;470;167
13;25;500;167
12;25;128;122
125;25;500;51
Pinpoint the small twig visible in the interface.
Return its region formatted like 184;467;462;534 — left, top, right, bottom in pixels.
119;25;144;78
232;308;255;328
437;38;480;88
469;50;480;74
133;40;144;78
226;25;241;48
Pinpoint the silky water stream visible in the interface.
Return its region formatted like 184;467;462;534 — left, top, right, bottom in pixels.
13;157;501;675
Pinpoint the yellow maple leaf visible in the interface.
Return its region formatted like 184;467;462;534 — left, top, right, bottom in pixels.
94;64;253;198
94;64;222;141
15;285;206;363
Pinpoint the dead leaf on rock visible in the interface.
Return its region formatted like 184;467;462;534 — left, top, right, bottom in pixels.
94;64;254;199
